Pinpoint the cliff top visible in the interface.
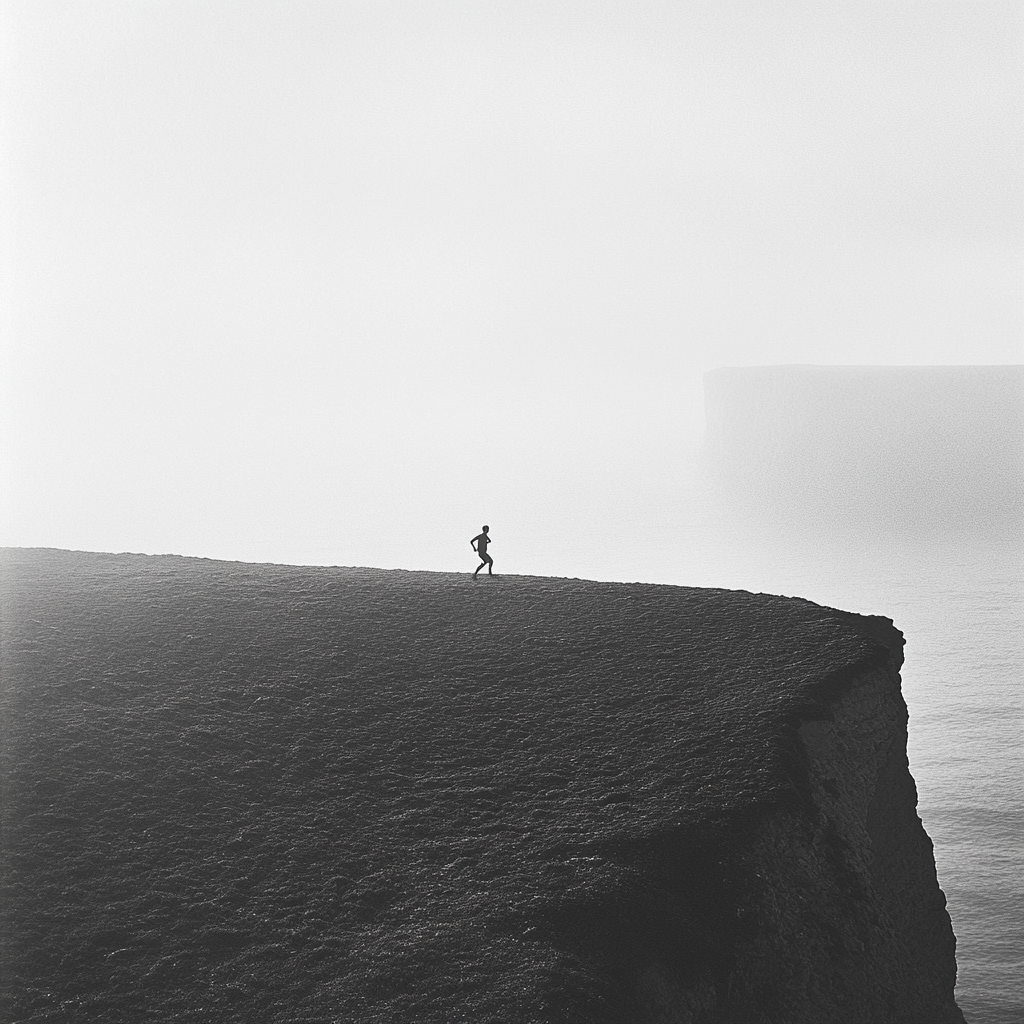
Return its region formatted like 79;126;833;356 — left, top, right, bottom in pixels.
0;547;904;1022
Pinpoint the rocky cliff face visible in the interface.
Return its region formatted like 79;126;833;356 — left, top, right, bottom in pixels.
634;654;966;1023
0;549;965;1023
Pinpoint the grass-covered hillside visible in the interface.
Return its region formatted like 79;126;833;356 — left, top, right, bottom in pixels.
0;548;895;1023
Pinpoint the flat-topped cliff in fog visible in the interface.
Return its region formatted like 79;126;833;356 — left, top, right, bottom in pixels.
704;365;1024;532
0;548;965;1023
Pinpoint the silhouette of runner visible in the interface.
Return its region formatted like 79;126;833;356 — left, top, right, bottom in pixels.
471;525;494;576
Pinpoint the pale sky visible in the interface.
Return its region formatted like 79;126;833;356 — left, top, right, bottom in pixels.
1;2;1021;576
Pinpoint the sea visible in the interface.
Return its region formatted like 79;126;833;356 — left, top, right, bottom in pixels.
631;517;1024;1024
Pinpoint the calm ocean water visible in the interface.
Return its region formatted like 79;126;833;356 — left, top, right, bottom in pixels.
657;524;1023;1024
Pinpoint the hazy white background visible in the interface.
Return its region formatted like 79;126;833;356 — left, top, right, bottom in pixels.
2;1;1021;576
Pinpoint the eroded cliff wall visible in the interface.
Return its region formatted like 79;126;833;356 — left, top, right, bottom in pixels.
0;548;964;1023
632;657;965;1023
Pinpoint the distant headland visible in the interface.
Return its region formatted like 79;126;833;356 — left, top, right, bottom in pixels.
0;547;966;1022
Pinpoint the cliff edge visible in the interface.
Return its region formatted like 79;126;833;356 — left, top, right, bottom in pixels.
0;549;965;1023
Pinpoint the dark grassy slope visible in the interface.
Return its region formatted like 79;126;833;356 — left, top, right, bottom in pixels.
0;549;954;1023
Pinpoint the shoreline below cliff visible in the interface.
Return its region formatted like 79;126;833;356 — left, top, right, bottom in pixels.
0;548;965;1022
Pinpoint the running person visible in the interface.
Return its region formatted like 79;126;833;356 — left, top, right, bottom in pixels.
471;526;494;576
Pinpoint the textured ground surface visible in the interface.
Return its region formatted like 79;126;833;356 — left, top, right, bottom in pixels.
1;548;899;1023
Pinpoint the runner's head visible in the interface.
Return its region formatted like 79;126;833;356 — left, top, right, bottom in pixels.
482;525;489;533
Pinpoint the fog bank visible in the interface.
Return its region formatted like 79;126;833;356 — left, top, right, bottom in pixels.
703;365;1024;537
